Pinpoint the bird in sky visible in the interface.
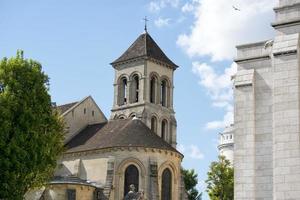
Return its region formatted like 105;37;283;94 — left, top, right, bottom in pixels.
232;5;241;11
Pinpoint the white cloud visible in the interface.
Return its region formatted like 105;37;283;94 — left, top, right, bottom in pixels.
206;109;234;130
190;145;205;159
177;0;277;61
192;62;237;129
192;62;237;108
148;0;180;12
154;17;171;27
177;144;204;160
149;1;161;12
181;2;194;13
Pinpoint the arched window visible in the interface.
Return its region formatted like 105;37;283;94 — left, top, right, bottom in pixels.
161;119;168;140
150;76;158;103
124;165;139;196
131;75;139;103
161;168;172;200
161;80;167;107
151;116;157;133
119;77;127;105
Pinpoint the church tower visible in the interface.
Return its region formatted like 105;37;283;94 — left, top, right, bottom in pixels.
110;31;178;147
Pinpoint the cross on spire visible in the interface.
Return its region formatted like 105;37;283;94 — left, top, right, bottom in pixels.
143;16;149;32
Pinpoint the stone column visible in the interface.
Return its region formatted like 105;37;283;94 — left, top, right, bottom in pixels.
234;69;256;199
149;162;159;200
272;33;300;200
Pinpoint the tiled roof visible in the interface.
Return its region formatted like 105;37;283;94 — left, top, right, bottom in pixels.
111;32;178;69
57;102;78;114
66;119;181;155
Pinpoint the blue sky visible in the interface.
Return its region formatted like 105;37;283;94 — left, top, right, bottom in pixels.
1;0;277;198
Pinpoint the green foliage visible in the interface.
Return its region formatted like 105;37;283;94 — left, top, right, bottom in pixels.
0;50;65;200
182;168;202;200
205;156;234;200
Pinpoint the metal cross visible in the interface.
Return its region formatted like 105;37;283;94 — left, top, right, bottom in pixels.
143;16;149;32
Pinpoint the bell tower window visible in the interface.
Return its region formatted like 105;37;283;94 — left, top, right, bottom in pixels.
161;80;167;107
150;76;158;103
119;77;127;106
130;74;139;103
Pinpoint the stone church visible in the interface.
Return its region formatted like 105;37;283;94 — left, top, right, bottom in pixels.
234;0;300;199
38;31;185;200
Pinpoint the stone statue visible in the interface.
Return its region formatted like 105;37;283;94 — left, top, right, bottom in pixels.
124;185;145;200
124;184;138;200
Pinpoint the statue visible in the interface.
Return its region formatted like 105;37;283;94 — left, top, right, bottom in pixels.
124;184;138;200
124;184;145;200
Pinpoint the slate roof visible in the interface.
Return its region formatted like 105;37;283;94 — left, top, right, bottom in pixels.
66;118;181;155
111;32;178;69
57;102;78;114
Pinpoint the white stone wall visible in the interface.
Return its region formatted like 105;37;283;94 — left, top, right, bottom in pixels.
234;2;300;198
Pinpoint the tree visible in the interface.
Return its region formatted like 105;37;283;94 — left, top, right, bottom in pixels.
0;51;64;200
182;168;202;200
205;156;234;200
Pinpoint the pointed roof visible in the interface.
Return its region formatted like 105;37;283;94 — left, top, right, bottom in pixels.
66;118;182;156
111;32;178;69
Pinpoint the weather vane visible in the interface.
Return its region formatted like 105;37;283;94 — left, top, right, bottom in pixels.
143;16;149;32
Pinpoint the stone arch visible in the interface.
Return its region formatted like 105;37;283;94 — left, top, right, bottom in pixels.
158;161;178;200
116;157;146;199
161;118;169;141
117;114;127;119
118;75;129;106
150;114;158;134
159;76;171;107
129;112;137;118
129;72;142;103
149;72;160;104
161;168;172;200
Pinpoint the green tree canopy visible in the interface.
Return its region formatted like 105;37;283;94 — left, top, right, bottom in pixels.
0;51;64;200
182;168;202;200
205;156;234;200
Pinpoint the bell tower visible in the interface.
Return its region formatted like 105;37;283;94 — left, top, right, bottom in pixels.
110;31;178;147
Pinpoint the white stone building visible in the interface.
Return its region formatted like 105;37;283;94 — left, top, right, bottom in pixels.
218;125;234;164
37;31;186;200
234;0;300;199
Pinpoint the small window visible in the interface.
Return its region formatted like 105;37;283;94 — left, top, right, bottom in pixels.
161;119;168;140
92;110;95;116
161;80;167;107
150;76;157;104
72;110;74;117
151;116;157;133
131;75;139;103
67;189;76;200
84;108;86;114
119;77;128;105
230;135;232;139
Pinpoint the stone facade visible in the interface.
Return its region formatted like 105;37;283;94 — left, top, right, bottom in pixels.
234;0;300;199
